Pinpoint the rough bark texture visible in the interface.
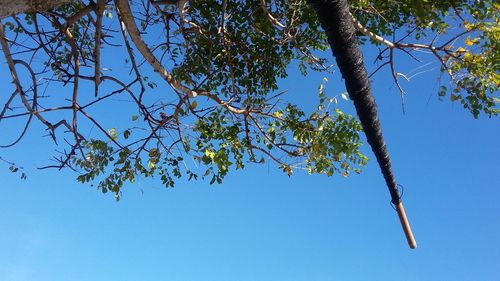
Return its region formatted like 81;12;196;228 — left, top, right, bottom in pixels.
0;0;75;19
307;0;401;204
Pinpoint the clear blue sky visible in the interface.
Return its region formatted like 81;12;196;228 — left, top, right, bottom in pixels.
1;18;500;281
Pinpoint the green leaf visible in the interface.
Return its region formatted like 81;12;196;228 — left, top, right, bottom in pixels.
123;130;131;139
108;128;118;140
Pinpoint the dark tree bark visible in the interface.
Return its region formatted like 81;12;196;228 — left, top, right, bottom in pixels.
307;0;399;204
307;0;416;248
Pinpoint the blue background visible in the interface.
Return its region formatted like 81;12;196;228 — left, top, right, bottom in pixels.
1;17;499;281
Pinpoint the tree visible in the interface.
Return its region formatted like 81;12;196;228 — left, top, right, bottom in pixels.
0;0;498;247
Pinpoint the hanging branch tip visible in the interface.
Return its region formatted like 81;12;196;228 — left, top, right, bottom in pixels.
395;201;417;249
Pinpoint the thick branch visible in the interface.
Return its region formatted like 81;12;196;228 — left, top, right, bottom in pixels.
0;0;76;19
307;0;400;203
114;0;197;98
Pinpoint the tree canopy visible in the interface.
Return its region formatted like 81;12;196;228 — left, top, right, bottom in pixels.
0;0;498;200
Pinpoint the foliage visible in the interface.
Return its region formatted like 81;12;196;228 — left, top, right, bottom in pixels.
0;0;498;198
351;0;499;116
